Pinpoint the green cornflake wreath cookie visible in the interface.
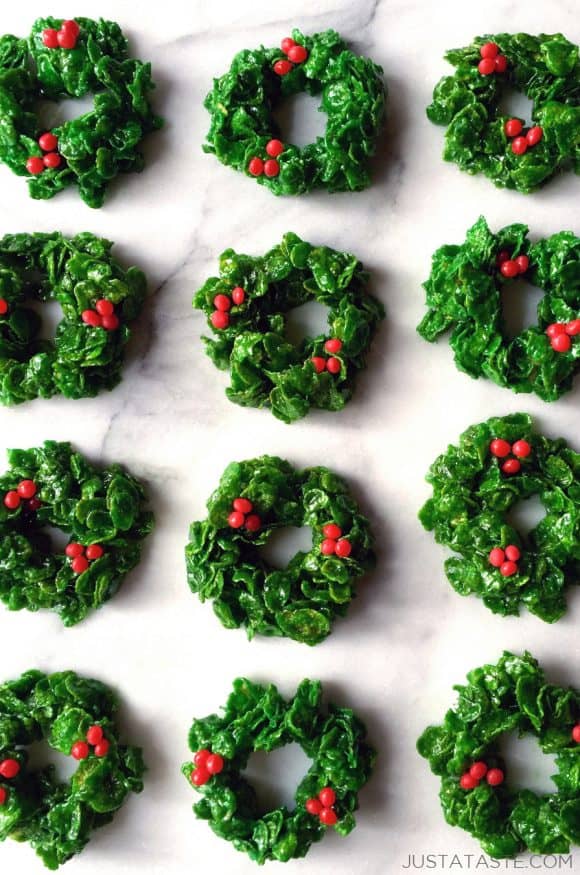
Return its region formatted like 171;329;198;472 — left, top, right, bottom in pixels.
181;677;375;864
0;17;162;208
0;440;153;625
418;651;580;858
0;231;148;405
0;669;145;869
427;34;580;193
194;232;384;424
185;455;375;645
418;216;580;401
419;412;580;622
203;29;385;195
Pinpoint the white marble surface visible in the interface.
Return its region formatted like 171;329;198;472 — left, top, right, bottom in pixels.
0;1;579;873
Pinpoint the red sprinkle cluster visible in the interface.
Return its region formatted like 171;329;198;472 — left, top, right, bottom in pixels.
71;725;109;760
65;542;104;575
496;250;529;278
248;139;285;179
546;320;580;353
477;42;507;75
0;299;8;316
489;437;531;475
320;523;352;558
26;132;62;175
460;761;504;790
273;37;308;77
311;338;343;374
572;724;580;743
305;786;338;825
227;498;261;533
81;298;119;331
190;748;225;786
0;757;21;806
42;19;80;50
488;544;521;577
210;286;246;329
505;121;543;156
3;479;41;513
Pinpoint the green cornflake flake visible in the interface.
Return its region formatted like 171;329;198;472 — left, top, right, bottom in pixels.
182;677;375;863
194;232;385;423
419;413;580;622
418;216;580;401
185;456;375;645
0;669;145;869
203;28;386;195
418;652;580;858
0;17;162;208
0;441;153;625
427;33;580;192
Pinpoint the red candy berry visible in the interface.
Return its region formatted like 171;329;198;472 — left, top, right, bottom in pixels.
86;725;103;746
502;459;521;475
43;152;61;169
27;498;42;512
319;808;338;826
551;333;571;353
94;739;110;757
318;787;336;807
38;132;58;151
82;310;102;327
57;29;76;50
264;159;280;178
17;480;37;499
0;299;8;315
546;323;565;339
566;320;580;336
42;28;59;48
306;798;323;815
469;762;488;781
61;20;80;38
326;357;341;374
494;55;508;73
480;42;499;59
71;741;89;760
504;119;522;138
496;250;510;266
515;255;529;273
71;556;89;574
228;511;245;529
511;137;527;155
324;338;342;354
500;260;519;278
486;768;504;786
287;45;308;64
65;543;84;558
233;498;253;514
526;126;543;146
505;545;521;561
211;311;229;330
191;766;210;786
512;440;531;458
335;539;352;558
311;356;326;373
500;560;518;577
478;58;495;75
206;754;224;775
572;725;580;743
248;157;264;176
194;749;210;767
321;538;336;556
323;523;342;540
3;491;20;510
101;314;119;331
0;788;7;805
85;544;104;560
490;439;511;458
95;299;114;317
232;287;245;305
281;37;295;54
26;156;44;175
0;759;20;779
460;773;478;790
213;294;231;312
273;59;293;76
266;139;284;158
244;514;261;532
488;547;505;568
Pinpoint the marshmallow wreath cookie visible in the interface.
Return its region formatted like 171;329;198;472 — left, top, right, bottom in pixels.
203;29;386;194
418;217;580;401
185;456;375;645
194;233;385;423
419;413;580;622
0;17;162;207
427;33;580;192
0;441;153;625
182;678;375;863
0;669;145;869
418;652;580;857
0;231;148;405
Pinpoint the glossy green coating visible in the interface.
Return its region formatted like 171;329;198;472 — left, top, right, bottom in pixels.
203;28;386;194
0;441;153;625
0;231;148;405
418;652;580;857
0;17;162;207
418;216;580;401
419;413;580;622
194;232;384;423
185;456;375;645
182;677;375;863
0;669;145;869
427;33;580;192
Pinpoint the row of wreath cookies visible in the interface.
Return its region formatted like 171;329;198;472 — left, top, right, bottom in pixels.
1;16;580;870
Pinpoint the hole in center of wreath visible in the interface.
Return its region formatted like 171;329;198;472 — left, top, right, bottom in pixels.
25;298;64;344
506;495;545;539
497;733;557;795
285;301;330;347
259;526;313;569
273;92;327;148
24;738;78;782
242;743;312;812
497;86;534;126
37;94;95;129
501;279;544;340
